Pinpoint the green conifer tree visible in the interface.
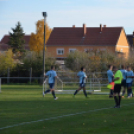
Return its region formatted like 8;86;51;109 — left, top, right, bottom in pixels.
8;22;25;53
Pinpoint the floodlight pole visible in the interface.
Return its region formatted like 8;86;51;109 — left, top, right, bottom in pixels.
42;12;47;82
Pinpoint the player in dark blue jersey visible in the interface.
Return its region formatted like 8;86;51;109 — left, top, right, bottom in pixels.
73;67;88;98
43;66;58;100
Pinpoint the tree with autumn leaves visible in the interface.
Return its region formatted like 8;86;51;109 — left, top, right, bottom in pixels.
0;49;16;75
29;20;52;53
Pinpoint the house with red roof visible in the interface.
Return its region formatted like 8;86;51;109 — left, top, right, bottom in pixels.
46;24;130;59
127;32;134;51
0;35;31;53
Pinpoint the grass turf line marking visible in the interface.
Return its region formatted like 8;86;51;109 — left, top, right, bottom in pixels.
0;103;134;130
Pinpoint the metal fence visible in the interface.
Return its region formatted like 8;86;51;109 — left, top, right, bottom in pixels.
0;71;109;93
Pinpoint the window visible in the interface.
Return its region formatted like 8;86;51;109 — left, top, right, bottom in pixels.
97;49;100;52
0;51;6;54
84;48;93;53
57;49;64;55
120;49;123;52
100;48;106;51
69;49;76;53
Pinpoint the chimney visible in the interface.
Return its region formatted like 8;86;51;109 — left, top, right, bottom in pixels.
103;25;106;28
72;25;75;28
83;23;86;36
100;24;102;32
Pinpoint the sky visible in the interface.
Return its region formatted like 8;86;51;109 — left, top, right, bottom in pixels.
0;0;134;40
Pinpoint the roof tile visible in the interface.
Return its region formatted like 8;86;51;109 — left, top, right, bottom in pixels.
47;27;122;46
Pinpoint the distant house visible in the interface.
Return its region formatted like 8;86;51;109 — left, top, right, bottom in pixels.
0;35;31;53
127;32;134;51
46;24;130;59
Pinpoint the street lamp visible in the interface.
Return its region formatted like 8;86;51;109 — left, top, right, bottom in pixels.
42;12;47;81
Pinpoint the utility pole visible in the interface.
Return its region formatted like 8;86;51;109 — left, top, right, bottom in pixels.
42;12;47;82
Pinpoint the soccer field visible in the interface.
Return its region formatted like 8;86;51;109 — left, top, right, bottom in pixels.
0;85;134;134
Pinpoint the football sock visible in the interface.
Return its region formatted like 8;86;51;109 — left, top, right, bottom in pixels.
118;96;121;106
83;90;87;97
52;91;56;98
114;96;118;106
128;89;131;96
130;89;132;95
122;90;125;96
44;89;51;94
110;90;113;95
127;89;129;96
74;90;79;95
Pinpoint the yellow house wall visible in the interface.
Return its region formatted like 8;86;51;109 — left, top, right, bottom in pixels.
116;29;129;57
46;45;115;58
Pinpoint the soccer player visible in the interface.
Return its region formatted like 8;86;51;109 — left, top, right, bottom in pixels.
43;66;58;100
73;67;88;98
113;66;123;108
126;66;134;98
107;65;114;98
120;65;127;97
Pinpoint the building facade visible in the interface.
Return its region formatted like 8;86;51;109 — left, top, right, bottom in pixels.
46;24;130;59
127;32;134;51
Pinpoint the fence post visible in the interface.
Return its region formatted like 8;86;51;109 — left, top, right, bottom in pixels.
29;68;32;84
7;68;10;84
90;78;91;90
55;78;57;90
0;78;1;93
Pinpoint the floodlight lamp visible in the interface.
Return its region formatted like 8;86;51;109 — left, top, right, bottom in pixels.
42;12;47;17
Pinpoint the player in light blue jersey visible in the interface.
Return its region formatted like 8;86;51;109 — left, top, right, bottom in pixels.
43;66;58;100
120;65;127;97
73;67;88;98
126;66;134;98
107;65;114;98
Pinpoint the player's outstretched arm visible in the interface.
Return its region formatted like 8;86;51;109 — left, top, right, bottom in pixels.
84;76;87;79
44;74;48;78
84;73;87;79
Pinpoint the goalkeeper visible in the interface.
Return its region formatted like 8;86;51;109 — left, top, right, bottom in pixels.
73;67;88;98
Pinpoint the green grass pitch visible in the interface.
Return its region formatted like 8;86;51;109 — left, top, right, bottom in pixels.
0;85;134;134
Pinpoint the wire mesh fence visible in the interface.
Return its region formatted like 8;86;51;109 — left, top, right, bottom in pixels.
0;71;109;94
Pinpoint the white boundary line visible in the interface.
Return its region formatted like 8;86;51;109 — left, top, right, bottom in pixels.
0;103;134;130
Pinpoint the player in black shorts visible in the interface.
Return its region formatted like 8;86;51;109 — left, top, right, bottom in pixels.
113;66;123;108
